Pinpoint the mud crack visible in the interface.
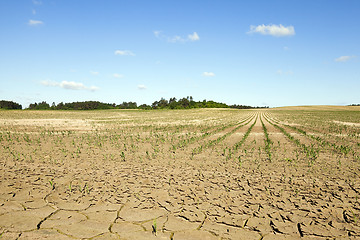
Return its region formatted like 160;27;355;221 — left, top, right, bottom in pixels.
37;209;60;229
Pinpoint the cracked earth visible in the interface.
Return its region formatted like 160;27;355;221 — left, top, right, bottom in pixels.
1;108;360;239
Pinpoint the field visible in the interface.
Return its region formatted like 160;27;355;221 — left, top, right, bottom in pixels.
1;106;360;239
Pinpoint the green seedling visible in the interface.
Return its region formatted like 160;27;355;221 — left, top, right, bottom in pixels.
352;210;358;224
120;151;126;161
152;218;157;235
238;156;242;167
49;179;54;189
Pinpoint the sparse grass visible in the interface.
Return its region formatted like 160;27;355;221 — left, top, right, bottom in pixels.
1;107;360;238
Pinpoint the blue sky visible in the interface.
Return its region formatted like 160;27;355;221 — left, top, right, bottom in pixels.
0;0;359;108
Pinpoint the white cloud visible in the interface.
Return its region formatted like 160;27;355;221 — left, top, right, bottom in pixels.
32;9;36;15
113;73;124;78
33;0;42;5
28;19;43;26
114;50;135;56
188;32;200;41
283;46;289;51
90;71;99;75
40;80;58;87
276;70;293;75
137;84;147;90
41;80;98;91
154;30;200;43
153;30;161;38
248;24;295;37
202;72;215;77
335;55;356;62
169;35;185;43
63;81;98;91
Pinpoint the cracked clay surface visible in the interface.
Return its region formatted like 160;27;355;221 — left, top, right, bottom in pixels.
1;109;360;239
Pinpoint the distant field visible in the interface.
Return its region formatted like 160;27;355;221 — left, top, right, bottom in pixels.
1;107;360;239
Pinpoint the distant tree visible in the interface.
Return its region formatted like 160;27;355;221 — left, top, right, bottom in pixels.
169;97;177;104
169;97;178;109
23;97;266;111
229;104;268;109
139;104;151;110
27;101;115;110
28;102;37;109
189;96;197;108
117;101;137;109
0;100;22;110
27;101;50;110
158;98;169;109
56;102;64;110
151;100;159;109
66;101;114;110
178;98;190;108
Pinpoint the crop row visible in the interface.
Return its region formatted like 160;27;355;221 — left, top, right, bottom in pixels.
191;114;257;156
264;115;320;165
267;114;360;162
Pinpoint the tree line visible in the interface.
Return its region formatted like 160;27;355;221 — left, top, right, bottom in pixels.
1;97;269;110
0;100;22;110
147;97;230;109
28;101;116;110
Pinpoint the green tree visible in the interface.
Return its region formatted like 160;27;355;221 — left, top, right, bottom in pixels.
0;100;22;109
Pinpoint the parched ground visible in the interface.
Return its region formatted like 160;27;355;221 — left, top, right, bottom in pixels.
0;108;360;239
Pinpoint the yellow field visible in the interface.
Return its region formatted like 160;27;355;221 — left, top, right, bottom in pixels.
1;107;360;239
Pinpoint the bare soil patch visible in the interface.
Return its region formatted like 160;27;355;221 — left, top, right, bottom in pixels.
1;109;359;239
